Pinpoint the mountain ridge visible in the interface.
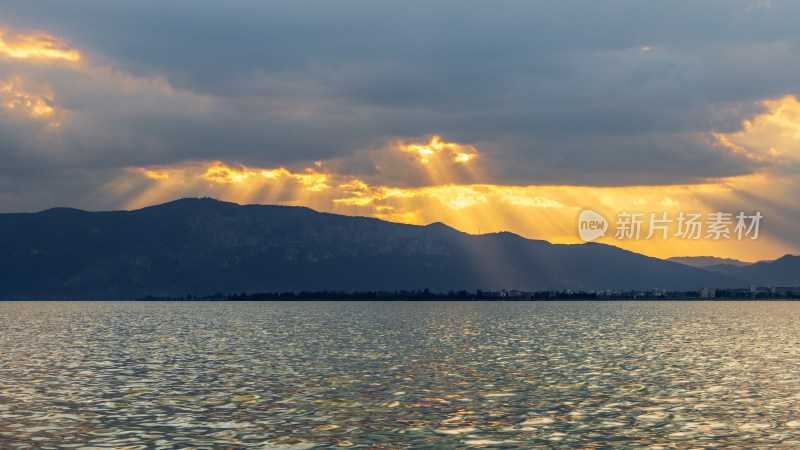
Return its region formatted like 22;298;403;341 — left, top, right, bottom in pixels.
699;255;800;286
667;256;753;268
0;198;780;300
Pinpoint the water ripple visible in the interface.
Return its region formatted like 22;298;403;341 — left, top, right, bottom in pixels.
1;301;800;447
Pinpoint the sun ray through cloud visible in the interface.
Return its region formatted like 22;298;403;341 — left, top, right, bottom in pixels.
97;127;799;261
1;10;799;263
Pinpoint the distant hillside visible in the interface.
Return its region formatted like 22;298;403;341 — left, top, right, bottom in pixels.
699;255;800;286
667;256;752;268
0;198;750;299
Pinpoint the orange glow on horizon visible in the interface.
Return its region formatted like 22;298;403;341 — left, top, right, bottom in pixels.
2;24;792;262
108;119;800;263
117;157;793;262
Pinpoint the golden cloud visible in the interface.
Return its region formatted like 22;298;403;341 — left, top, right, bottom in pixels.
712;95;800;166
113;158;789;261
0;26;189;134
200;163;330;191
0;79;52;117
0;28;86;128
0;28;81;62
106;131;796;261
0;23;795;262
0;76;62;125
403;135;479;165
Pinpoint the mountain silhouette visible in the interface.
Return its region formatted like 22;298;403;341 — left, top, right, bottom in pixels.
699;254;800;286
666;256;753;268
0;198;754;299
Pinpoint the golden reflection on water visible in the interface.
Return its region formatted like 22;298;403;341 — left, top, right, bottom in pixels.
1;301;800;447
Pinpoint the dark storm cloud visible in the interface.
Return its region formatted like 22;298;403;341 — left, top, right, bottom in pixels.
2;0;800;201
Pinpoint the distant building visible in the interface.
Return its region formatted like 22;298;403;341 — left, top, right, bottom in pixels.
500;289;526;299
771;286;800;295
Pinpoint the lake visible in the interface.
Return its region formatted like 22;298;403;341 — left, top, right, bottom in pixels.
1;301;800;447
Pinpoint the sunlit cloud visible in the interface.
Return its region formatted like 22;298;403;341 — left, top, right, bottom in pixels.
403;136;479;165
199;163;330;192
0;75;64;127
142;170;169;180
501;194;565;208
0;78;54;117
660;197;680;207
98;127;800;262
203;163;258;184
0;28;80;62
714;95;800;167
0;27;181;134
1;20;798;263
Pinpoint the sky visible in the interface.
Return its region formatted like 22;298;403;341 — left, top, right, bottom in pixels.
1;0;799;261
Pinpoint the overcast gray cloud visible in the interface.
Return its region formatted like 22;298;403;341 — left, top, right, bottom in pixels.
1;0;799;207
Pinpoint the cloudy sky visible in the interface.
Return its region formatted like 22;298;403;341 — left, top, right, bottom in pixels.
1;0;799;261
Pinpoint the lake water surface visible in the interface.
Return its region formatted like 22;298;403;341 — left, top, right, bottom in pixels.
2;301;800;448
